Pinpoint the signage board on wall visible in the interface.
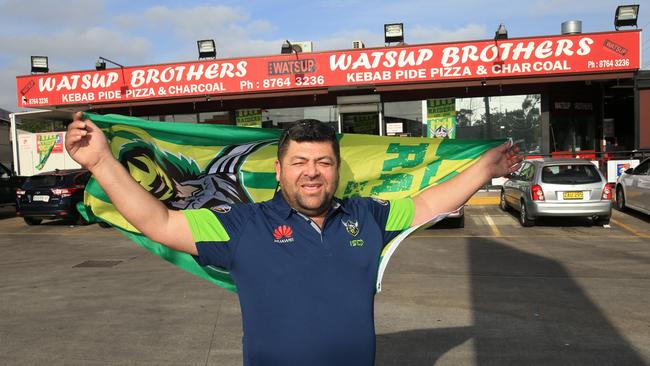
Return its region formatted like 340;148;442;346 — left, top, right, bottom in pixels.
236;109;262;128
16;31;641;108
426;98;456;138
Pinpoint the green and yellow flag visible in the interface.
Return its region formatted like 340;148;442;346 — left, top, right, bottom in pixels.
36;133;60;170
78;113;503;293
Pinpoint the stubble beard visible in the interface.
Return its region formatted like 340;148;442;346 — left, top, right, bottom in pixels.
282;176;339;217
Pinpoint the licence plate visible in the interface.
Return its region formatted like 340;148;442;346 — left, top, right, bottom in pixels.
32;195;50;202
563;191;583;200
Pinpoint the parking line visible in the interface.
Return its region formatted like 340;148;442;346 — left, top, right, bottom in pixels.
611;218;650;238
484;214;502;237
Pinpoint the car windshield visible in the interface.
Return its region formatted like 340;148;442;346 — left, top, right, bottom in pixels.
23;175;65;189
541;164;602;185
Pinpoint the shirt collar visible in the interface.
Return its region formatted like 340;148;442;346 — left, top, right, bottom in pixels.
269;191;350;219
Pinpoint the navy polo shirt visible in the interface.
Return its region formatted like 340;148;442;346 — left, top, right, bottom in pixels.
183;192;414;366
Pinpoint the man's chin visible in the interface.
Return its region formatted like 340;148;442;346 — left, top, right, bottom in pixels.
297;196;332;215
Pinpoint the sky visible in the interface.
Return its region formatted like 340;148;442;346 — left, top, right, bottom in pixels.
1;0;648;112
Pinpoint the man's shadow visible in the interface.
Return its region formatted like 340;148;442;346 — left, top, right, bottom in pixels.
376;238;647;365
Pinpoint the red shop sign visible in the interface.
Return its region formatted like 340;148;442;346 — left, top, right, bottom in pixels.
16;30;641;108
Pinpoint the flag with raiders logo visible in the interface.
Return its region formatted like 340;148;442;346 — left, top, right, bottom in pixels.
77;113;504;293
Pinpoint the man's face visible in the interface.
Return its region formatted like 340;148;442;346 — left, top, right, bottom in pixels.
275;140;339;217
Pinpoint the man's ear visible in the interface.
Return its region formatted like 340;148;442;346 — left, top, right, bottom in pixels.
274;160;281;182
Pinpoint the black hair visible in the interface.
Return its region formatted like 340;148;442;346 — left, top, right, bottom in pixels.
277;119;340;165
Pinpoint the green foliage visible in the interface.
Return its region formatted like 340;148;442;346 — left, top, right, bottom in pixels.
18;119;66;133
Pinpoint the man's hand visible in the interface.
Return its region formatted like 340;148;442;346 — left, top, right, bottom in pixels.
65;112;112;171
478;141;523;179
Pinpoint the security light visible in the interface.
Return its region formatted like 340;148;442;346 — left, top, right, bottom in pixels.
281;40;293;54
384;23;404;43
95;58;106;71
31;56;49;73
197;39;216;59
495;23;508;40
615;4;640;29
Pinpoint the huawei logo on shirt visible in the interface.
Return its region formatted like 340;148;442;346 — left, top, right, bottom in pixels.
273;225;295;244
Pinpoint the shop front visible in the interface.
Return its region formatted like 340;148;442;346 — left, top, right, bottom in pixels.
14;29;645;162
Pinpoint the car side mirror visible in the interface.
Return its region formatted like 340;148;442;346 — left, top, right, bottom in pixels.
624;168;634;175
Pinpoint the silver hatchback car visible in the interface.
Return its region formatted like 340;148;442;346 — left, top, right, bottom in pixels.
500;158;613;226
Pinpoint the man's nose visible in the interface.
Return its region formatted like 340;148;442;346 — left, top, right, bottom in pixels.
303;161;320;177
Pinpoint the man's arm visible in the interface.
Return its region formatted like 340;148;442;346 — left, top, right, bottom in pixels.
411;142;522;226
65;112;197;255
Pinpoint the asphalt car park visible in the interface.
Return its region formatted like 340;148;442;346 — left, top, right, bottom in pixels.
0;202;649;365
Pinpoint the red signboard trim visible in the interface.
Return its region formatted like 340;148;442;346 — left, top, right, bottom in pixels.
16;30;641;108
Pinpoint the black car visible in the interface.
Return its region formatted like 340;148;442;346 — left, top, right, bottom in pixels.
1;162;26;207
16;169;91;225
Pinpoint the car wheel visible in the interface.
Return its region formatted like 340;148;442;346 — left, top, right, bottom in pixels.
594;215;610;226
70;214;89;226
24;217;42;225
615;186;626;211
519;201;535;227
499;190;509;211
448;215;465;228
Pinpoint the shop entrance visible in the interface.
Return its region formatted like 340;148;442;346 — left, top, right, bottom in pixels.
340;111;380;135
337;95;383;135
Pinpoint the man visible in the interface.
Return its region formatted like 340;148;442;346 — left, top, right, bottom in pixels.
65;112;522;365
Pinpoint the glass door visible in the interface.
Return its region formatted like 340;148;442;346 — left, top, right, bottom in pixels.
338;101;382;135
340;112;380;135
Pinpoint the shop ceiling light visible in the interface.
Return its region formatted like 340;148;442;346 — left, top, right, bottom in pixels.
614;4;640;29
494;23;508;40
197;39;216;59
30;56;49;73
384;23;404;44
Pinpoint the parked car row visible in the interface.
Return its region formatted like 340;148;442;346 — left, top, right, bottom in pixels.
16;169;91;225
1;162;27;207
3;158;650;228
499;157;650;226
500;158;613;226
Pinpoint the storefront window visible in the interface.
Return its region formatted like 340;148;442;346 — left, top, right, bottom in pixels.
341;113;379;135
264;106;338;131
550;99;596;153
140;114;199;123
199;111;231;125
383;101;423;136
455;95;542;154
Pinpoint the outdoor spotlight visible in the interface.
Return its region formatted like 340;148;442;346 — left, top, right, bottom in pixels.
281;40;293;54
197;39;216;59
384;23;404;44
30;56;49;73
615;4;640;29
495;23;508;40
95;58;106;71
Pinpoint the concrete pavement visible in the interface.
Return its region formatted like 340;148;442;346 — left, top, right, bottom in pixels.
0;204;649;365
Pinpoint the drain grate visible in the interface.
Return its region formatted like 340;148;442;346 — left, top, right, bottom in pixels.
73;260;123;268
